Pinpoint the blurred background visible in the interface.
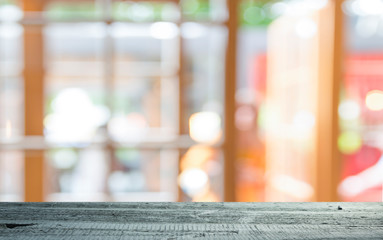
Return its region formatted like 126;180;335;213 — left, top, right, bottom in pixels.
0;0;382;202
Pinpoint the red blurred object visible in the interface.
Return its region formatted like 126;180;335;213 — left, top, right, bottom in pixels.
341;54;383;201
251;54;267;96
345;54;383;123
341;145;381;179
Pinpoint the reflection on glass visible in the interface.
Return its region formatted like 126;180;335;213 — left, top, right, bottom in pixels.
0;2;24;202
44;23;106;143
235;0;281;202
339;0;383;201
0;2;22;22
237;0;331;201
182;23;226;132
179;145;222;201
46;148;108;201
365;90;383;111
112;1;179;22
179;168;208;197
0;151;23;201
45;88;109;142
46;147;178;202
110;149;178;201
181;0;227;22
189;111;221;143
45;0;102;20
112;22;178;139
0;19;23;142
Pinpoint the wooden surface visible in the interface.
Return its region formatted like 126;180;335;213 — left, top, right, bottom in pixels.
0;202;382;239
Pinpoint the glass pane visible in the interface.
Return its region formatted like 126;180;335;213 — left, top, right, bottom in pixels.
0;3;24;202
45;148;109;201
181;23;226;141
0;151;23;201
338;0;383;202
181;0;228;22
236;0;280;202
112;22;179;70
239;0;282;28
112;1;180;22
44;23;108;143
237;0;334;201
110;22;179;140
177;21;227;202
109;149;178;201
179;146;223;201
45;0;103;20
111;77;178;141
45;148;178;201
0;21;24;141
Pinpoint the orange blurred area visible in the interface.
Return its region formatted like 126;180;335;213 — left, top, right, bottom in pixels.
0;0;382;202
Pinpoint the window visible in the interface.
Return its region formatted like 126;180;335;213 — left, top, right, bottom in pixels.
0;0;233;202
1;0;373;202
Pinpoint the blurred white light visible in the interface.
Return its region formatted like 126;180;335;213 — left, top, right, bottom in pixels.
111;24;150;38
338;100;360;120
271;174;314;200
287;0;328;16
352;0;383;16
0;24;23;38
307;0;329;10
150;22;179;39
178;168;208;197
295;19;317;39
293;111;315;131
310;0;328;10
181;22;207;39
342;0;355;15
52;88;92;113
351;0;361;15
338;175;364;197
5;120;11;139
365;90;383;111
108;113;148;142
189;112;222;143
0;5;23;22
44;88;110;142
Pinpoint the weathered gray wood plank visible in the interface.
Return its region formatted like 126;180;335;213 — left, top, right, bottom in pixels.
0;203;382;239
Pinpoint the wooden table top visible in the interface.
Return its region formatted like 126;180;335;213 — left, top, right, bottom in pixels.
0;202;382;239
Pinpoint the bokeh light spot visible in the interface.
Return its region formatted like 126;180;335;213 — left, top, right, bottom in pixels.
338;131;362;154
365;90;383;111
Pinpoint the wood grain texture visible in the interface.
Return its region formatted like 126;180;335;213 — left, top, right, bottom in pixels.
0;203;382;239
